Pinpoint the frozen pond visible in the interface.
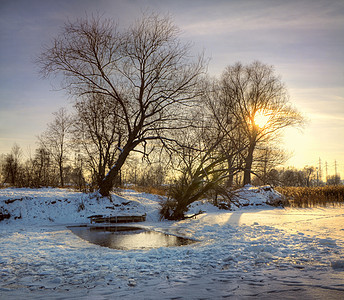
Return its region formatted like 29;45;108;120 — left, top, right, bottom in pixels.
68;225;196;250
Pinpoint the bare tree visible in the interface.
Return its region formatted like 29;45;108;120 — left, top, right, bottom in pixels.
39;108;72;187
72;93;124;187
38;13;205;196
327;175;341;186
253;146;289;185
2;144;22;186
0;154;4;185
303;166;316;187
272;167;317;187
219;61;304;185
32;147;57;187
160;105;243;220
205;78;247;187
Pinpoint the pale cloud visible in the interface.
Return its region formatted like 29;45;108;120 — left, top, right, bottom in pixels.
180;0;344;36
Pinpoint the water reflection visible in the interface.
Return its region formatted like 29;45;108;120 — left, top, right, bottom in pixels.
68;225;196;250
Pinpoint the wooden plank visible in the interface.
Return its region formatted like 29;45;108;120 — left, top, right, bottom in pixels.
88;214;146;224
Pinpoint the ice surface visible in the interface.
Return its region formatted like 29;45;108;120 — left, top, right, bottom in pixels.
1;187;344;299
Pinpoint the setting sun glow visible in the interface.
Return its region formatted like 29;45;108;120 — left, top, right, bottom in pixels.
254;111;270;128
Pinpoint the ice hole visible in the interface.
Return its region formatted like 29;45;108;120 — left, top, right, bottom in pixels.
68;225;196;250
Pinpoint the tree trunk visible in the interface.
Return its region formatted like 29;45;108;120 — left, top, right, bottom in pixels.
243;142;255;186
226;159;234;188
98;143;134;197
59;163;64;187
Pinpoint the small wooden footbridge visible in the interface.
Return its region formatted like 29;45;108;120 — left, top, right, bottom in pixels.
87;214;146;224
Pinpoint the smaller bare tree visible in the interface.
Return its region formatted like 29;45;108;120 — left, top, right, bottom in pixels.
253;146;289;185
39;108;72;187
72;94;124;188
160;106;242;220
2;144;22;186
327;175;341;186
32;147;57;187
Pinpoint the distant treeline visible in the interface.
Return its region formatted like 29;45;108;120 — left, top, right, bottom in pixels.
0;143;341;190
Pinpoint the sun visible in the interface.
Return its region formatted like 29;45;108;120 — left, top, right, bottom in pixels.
254;111;270;128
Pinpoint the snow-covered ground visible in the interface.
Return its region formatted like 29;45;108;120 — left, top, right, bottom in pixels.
1;187;344;299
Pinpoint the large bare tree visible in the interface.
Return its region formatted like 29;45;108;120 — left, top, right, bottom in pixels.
218;61;304;185
38;14;205;196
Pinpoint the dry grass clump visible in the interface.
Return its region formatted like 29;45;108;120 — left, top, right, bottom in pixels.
275;186;344;208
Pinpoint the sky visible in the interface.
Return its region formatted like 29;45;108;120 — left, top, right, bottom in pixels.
0;0;343;177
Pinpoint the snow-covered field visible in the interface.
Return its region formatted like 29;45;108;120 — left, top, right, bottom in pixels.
1;187;344;299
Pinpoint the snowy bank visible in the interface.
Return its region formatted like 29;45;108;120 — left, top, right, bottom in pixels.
0;185;285;225
188;185;286;214
0;187;344;299
0;188;156;225
231;185;287;207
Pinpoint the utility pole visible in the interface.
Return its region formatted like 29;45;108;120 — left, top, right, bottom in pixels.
335;160;338;176
325;161;328;184
318;158;322;184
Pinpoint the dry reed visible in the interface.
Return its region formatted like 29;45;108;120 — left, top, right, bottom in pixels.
275;186;344;208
